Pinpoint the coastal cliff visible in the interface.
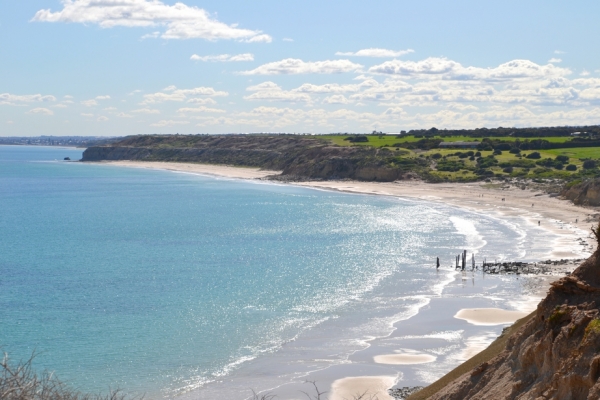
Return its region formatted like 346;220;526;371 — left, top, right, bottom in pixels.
562;178;600;207
412;225;600;400
81;135;427;182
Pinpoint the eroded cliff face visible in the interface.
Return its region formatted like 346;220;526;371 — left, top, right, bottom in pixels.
562;178;600;207
429;234;600;400
82;135;427;182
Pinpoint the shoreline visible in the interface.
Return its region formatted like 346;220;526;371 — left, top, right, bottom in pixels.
87;161;596;399
93;161;597;260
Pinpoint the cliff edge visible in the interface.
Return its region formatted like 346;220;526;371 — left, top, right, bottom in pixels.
562;178;600;207
412;224;600;400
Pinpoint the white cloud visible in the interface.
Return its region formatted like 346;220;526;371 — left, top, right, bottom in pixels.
283;38;293;42
132;108;160;114
97;116;109;121
322;95;352;104
117;112;133;118
554;50;566;54
141;31;160;39
96;95;111;100
191;53;254;62
150;119;190;127
336;48;414;58
0;93;56;106
581;70;591;76
239;58;363;75
141;86;228;104
81;113;94;117
368;58;571;81
244;82;311;103
32;0;272;42
177;106;226;113
27;107;54;116
81;99;98;107
186;98;217;105
548;58;562;64
6;120;14;124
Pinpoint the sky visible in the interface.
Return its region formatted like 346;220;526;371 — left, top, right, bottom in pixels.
2;0;600;136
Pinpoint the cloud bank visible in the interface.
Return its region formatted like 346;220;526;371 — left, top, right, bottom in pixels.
32;0;272;42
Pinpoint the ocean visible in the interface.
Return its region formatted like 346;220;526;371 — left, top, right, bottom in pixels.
0;145;582;399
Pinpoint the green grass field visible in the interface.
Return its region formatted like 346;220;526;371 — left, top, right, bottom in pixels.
317;134;574;148
545;147;600;160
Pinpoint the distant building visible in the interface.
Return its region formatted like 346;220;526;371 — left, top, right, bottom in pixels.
438;141;479;149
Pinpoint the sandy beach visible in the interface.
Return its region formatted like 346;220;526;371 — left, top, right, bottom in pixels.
90;161;598;398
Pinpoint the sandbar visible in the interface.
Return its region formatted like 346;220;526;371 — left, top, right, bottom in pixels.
374;353;436;365
455;308;529;326
330;376;396;400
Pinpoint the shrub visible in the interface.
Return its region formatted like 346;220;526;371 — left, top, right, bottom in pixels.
583;160;598;169
526;152;542;159
477;155;498;168
509;148;521;154
566;164;578;171
344;135;368;142
502;166;514;173
475;151;481;157
431;153;442;159
556;155;570;164
495;143;512;151
437;160;464;172
493;149;503;155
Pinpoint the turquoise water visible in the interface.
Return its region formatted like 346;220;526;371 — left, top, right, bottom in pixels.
0;146;564;398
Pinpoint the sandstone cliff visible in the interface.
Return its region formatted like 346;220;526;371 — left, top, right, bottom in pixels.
417;225;600;400
82;135;427;182
562;178;600;207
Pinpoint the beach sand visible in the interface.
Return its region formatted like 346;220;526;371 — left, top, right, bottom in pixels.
330;376;397;400
92;161;281;180
374;353;437;365
89;161;598;398
454;308;530;326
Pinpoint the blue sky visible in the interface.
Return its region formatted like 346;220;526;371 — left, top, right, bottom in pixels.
2;0;600;136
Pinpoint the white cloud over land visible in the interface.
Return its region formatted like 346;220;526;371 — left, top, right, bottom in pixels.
32;0;272;42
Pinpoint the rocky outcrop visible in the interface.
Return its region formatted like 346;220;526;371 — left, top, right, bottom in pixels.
425;226;600;400
562;178;600;207
82;135;427;182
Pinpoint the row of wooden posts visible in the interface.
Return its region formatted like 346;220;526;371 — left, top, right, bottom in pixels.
436;251;476;270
